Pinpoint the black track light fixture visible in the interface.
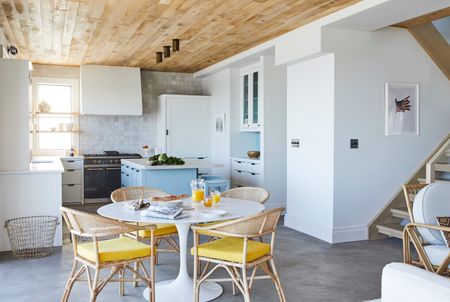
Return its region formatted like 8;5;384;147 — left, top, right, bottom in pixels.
163;46;171;58
172;39;180;52
156;52;163;63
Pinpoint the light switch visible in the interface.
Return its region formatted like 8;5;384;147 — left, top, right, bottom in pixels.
291;139;300;148
350;139;359;149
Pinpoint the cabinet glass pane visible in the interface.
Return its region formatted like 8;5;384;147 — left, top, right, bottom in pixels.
253;72;258;124
243;74;249;124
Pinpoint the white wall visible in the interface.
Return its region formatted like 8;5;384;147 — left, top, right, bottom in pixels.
261;56;287;208
202;69;232;177
285;54;335;243
0;172;62;251
324;27;450;241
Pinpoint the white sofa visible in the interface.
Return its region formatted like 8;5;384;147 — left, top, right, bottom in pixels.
370;262;450;302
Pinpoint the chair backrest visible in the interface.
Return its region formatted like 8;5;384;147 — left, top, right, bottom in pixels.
412;183;450;245
60;206;139;238
211;207;284;237
221;187;270;204
110;186;166;202
402;183;428;222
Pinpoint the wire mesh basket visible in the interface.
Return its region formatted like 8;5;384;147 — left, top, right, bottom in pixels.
4;216;59;259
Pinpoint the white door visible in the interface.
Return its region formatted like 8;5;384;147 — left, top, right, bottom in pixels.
166;97;209;158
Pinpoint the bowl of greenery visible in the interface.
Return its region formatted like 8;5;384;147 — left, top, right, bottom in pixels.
147;153;185;166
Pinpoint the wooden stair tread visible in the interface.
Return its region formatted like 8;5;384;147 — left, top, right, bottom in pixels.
417;177;449;184
435;163;450;173
390;207;409;219
376;224;404;239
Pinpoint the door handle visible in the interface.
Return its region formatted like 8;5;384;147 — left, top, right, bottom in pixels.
67;169;75;171
86;168;103;171
67;184;75;187
106;168;121;170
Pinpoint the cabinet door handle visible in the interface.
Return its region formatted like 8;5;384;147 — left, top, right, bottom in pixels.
67;184;75;187
67;160;75;163
250;173;256;176
67;169;75;171
250;163;256;166
121;172;124;174
87;168;103;171
131;168;135;171
236;161;242;164
107;167;121;170
126;174;130;176
236;170;242;173
136;170;140;172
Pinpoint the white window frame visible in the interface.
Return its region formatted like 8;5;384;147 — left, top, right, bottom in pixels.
31;77;80;156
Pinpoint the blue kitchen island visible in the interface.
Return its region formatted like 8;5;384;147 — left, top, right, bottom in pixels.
121;158;200;195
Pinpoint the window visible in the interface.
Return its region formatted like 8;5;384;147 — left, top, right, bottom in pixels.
31;78;79;155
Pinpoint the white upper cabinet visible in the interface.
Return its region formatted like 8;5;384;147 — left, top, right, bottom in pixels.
80;65;142;115
240;64;261;132
158;95;211;158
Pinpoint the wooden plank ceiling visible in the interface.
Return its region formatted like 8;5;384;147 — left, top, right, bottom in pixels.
0;0;359;72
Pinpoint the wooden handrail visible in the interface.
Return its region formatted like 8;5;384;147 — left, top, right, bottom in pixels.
426;134;450;183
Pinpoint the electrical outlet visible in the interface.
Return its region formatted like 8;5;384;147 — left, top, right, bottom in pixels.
350;139;359;149
291;139;300;148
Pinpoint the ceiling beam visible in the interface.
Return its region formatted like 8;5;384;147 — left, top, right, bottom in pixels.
395;7;450;28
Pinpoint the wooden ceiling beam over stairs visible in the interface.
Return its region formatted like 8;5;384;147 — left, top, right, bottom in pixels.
395;8;450;81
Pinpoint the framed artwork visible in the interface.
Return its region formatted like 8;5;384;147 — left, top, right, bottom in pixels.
385;83;419;136
215;113;225;136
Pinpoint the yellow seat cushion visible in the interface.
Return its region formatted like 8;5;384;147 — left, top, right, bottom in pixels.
77;237;151;263
190;237;270;263
138;223;177;238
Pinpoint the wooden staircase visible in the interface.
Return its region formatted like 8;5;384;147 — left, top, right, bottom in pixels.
369;134;450;239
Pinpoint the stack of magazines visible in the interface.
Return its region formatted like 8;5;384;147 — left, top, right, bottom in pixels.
140;205;184;220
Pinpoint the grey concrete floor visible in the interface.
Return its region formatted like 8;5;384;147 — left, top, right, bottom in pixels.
0;226;402;302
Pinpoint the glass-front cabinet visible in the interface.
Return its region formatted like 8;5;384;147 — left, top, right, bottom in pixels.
240;64;261;131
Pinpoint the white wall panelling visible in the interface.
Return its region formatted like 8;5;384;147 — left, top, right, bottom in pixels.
0;59;30;171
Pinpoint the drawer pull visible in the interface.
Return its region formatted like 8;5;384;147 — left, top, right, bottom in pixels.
126;174;130;177
250;163;256;166
236;170;242;173
131;168;135;171
67;160;75;163
136;170;140;172
67;169;75;172
236;161;242;163
67;184;75;187
250;173;256;176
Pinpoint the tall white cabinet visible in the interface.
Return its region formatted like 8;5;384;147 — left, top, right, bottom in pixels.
0;59;30;171
157;94;211;158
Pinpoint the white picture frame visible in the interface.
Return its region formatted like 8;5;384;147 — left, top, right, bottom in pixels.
215;113;225;137
385;83;419;136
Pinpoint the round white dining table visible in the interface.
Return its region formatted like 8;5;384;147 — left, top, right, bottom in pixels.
97;198;265;302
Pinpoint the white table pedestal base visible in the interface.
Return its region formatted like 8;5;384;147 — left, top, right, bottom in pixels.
143;223;223;302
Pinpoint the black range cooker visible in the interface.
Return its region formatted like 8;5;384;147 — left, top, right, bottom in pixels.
83;151;141;202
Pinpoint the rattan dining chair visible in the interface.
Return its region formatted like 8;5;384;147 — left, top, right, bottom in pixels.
402;183;427;222
60;207;156;302
221;187;270;204
192;207;286;302
110;186;180;264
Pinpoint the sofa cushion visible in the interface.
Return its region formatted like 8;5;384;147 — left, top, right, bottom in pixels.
381;262;450;302
436;217;450;247
413;183;450;244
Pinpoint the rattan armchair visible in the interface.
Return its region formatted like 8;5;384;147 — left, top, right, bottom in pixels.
110;186;180;264
60;207;156;302
221;187;270;204
402;183;427;222
192;207;286;302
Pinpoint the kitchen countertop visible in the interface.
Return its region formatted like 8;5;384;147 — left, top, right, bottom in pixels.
122;158;223;170
0;157;64;174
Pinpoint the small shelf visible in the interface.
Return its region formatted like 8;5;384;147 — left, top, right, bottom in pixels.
30;130;80;133
31;112;80;117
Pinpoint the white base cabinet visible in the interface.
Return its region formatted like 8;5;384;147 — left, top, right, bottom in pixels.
231;157;263;188
61;157;83;205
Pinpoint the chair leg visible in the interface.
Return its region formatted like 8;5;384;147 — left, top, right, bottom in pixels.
269;259;286;302
119;266;125;296
242;267;251;302
61;260;78;302
133;262;139;287
89;268;100;302
150;258;156;302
